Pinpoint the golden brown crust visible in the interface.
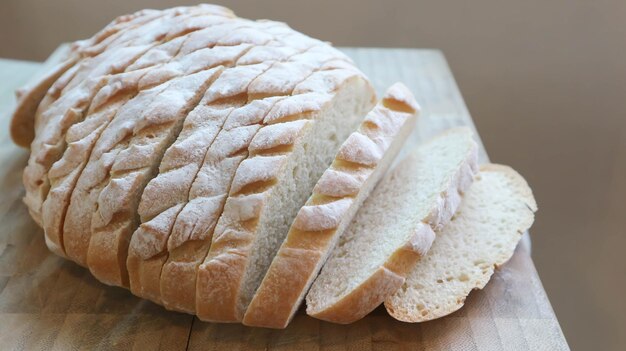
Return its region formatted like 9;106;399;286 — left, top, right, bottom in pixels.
127;251;167;304
160;241;211;313
241;246;323;327
306;223;434;324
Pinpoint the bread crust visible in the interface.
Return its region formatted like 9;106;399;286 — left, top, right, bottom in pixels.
243;83;419;328
307;223;435;323
24;6;236;231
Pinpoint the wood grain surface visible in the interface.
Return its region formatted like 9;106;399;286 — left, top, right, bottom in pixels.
0;48;569;350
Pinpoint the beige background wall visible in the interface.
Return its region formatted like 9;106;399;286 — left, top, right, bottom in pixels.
2;1;625;349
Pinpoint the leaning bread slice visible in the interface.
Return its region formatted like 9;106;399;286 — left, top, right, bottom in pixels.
305;127;478;324
384;164;537;322
243;83;419;328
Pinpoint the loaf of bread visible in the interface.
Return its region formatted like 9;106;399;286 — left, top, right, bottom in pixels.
14;3;376;309
12;4;537;328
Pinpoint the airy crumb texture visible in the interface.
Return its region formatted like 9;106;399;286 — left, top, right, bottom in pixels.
384;164;537;322
306;127;478;323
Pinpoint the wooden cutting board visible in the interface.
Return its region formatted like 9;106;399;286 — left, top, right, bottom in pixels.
0;47;569;350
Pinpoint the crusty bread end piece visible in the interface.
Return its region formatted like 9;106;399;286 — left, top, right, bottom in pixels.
9;7;168;148
11;55;78;148
242;82;419;328
384;164;537;322
305;127;479;324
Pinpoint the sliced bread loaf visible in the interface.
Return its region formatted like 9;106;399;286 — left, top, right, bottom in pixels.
125;28;356;308
195;72;375;322
242;83;419;328
384;164;537;322
305;127;478;324
158;47;356;313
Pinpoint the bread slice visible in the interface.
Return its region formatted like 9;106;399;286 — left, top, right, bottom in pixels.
305;127;479;324
195;70;376;322
242;83;419;328
384;164;537;322
23;7;235;227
